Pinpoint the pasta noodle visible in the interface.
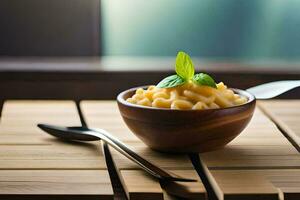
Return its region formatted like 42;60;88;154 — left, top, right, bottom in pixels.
126;82;247;110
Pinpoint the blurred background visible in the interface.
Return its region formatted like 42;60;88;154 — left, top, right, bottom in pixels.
0;0;299;101
101;0;300;61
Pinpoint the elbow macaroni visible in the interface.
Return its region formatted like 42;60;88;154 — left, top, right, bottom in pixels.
126;82;247;110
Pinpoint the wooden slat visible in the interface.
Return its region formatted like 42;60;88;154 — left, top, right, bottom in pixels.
161;170;206;200
200;109;300;169
110;145;205;199
81;101;206;200
80;101;139;141
109;142;193;170
0;170;112;197
0;101;107;169
0;100;81;126
259;100;300;150
202;168;300;200
0;144;105;169
119;170;163;200
0;101;113;199
201;166;279;200
199;107;300;199
261;169;300;200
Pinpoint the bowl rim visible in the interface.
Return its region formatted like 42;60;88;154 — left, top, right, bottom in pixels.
117;85;256;111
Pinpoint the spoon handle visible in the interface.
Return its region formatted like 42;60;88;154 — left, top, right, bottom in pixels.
85;128;194;182
246;80;300;99
37;123;195;182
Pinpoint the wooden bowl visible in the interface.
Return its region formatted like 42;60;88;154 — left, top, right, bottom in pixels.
117;86;256;153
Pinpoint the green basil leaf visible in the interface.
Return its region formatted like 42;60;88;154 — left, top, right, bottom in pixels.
193;73;217;88
156;74;186;88
175;51;194;80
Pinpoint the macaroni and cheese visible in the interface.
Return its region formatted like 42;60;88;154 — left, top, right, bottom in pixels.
126;82;247;110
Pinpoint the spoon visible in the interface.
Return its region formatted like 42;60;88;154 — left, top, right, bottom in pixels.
247;80;300;99
37;124;196;182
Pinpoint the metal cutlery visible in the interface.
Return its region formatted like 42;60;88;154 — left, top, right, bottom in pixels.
37;124;196;182
247;80;300;99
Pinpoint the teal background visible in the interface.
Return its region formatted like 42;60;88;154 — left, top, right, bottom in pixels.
101;0;300;60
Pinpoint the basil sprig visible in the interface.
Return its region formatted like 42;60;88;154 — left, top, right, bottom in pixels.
157;51;217;88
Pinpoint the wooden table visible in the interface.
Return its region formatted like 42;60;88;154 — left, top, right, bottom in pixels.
0;100;299;200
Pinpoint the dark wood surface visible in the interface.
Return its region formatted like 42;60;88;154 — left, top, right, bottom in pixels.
0;57;300;101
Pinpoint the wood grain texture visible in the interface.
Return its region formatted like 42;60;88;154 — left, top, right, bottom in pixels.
80;101;139;141
201;167;279;200
109;142;193;170
0;170;112;196
0;101;113;199
81;100;206;199
0;101;107;169
1;100;81;127
119;170;164;200
117;87;256;153
199;106;300;199
0;144;106;169
259;100;300;150
260;169;300;200
161;170;206;200
1;99;299;199
200;109;300;169
202;168;300;200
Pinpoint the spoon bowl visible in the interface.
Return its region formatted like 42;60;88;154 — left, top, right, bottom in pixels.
117;87;256;153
